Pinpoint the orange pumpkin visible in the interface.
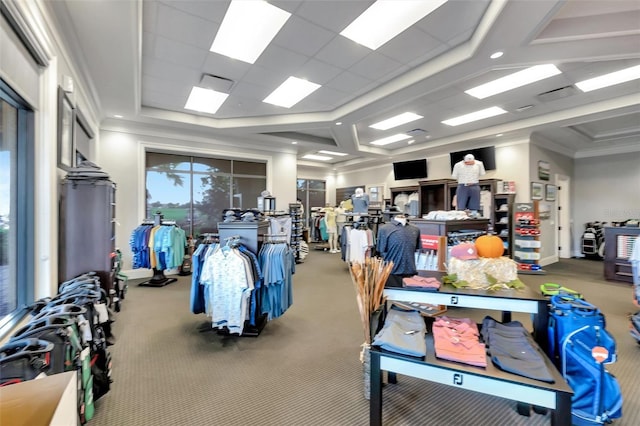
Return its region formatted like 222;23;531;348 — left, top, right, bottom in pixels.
475;234;504;258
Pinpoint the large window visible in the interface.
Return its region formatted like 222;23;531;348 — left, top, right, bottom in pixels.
297;179;326;225
146;152;266;236
0;80;34;320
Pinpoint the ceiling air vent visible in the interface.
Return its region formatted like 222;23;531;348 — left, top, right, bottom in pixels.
406;128;428;137
200;74;235;93
536;85;578;103
515;104;534;112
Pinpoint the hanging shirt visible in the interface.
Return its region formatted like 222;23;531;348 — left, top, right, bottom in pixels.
377;221;421;275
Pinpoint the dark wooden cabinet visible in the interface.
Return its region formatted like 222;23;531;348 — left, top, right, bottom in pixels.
418;179;456;214
604;226;640;283
58;178;116;292
389;185;419;217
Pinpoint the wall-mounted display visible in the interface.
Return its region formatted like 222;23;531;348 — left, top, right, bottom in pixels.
545;184;557;202
531;182;543;200
538;160;550;181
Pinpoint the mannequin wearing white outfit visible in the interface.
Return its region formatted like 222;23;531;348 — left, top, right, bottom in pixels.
324;206;339;253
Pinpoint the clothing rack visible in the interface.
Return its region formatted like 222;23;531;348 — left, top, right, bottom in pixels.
139;212;179;288
197;233;269;337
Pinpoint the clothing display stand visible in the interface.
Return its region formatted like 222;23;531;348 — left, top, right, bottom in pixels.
139;212;179;287
370;279;573;426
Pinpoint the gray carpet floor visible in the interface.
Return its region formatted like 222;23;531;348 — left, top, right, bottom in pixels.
90;252;639;425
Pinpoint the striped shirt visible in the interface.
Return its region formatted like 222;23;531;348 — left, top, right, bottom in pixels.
451;160;486;184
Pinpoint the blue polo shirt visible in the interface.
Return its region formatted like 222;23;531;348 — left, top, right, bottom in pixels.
377;221;420;275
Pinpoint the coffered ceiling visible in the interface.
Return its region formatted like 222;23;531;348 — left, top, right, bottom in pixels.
47;0;640;170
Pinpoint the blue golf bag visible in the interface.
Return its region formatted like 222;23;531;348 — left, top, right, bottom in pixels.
562;325;622;425
547;294;607;365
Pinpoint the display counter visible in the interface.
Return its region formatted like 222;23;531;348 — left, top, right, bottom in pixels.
604;226;640;283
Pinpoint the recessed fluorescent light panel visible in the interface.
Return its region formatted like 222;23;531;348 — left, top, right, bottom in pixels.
370;112;423;130
184;86;229;115
340;0;448;50
370;133;411;146
302;154;332;161
318;150;348;156
210;0;291;64
575;64;640;92
465;64;562;99
441;106;507;126
263;77;321;108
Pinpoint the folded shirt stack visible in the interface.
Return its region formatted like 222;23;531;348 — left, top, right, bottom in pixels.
432;316;487;367
402;275;441;290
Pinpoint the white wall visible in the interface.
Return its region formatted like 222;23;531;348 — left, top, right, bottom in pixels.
573;151;640;257
271;152;298;209
528;144;574;264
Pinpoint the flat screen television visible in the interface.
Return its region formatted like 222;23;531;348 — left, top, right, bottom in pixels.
449;146;496;171
393;159;428;180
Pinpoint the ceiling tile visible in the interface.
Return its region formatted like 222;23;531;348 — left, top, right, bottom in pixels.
153;35;208;69
272;15;336;57
416;0;490;43
325;70;373;95
302;86;351;109
141;56;202;84
314;36;371;70
155;3;217;50
349;52;403;81
232;80;272;102
242;64;289;90
254;44;310;74
295;58;343;85
295;0;373;33
376;27;443;64
158;0;228;24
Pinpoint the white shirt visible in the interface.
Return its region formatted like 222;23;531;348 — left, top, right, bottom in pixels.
452;160;486;184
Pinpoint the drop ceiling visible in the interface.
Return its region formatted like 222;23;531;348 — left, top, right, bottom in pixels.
48;0;640;169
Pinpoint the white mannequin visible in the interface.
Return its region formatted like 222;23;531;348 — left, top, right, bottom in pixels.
393;214;407;226
351;187;370;213
323;205;339;253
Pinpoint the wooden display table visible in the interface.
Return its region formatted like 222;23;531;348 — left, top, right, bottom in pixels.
370;281;572;426
0;371;78;426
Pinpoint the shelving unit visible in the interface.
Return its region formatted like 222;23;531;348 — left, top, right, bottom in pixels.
389;185;419;217
513;201;545;274
493;193;515;257
370;279;572;426
418;179;455;214
289;203;304;264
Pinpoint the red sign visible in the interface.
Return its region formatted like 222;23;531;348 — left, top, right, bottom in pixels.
421;235;439;250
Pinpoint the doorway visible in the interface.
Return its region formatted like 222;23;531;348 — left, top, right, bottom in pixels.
557;174;571;258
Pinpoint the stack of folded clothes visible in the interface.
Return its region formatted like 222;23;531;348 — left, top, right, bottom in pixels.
402;275;441;290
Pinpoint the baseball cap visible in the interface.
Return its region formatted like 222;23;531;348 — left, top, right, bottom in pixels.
464;154;475;161
450;242;478;260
